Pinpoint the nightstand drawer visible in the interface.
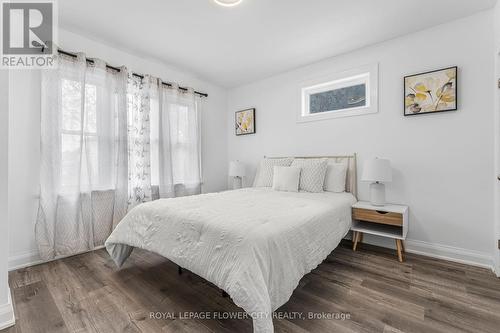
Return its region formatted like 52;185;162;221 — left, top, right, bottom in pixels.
352;208;403;226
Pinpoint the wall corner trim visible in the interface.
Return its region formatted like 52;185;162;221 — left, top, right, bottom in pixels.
0;288;15;331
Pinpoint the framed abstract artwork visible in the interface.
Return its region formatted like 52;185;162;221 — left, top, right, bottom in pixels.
235;108;255;136
404;66;457;116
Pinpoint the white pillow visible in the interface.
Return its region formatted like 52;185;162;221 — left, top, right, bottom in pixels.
290;158;328;192
253;158;293;187
272;166;301;192
324;162;348;193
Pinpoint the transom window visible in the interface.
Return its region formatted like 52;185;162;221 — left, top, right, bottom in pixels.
299;64;378;122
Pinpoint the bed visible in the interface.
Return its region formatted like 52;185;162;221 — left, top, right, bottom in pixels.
105;155;357;333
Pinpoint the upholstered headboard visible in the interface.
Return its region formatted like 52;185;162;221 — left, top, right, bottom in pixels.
264;154;357;199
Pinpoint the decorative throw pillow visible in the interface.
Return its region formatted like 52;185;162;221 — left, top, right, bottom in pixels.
324;162;348;193
272;166;301;192
291;158;328;192
253;158;293;187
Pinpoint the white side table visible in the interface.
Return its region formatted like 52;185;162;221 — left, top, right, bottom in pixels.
351;201;409;262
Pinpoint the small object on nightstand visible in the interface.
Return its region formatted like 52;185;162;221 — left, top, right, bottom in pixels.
229;160;246;189
351;201;409;262
361;158;392;206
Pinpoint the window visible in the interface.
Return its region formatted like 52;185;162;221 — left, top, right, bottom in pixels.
299;63;378;122
60;77;117;192
61;79;99;190
57;71;201;197
149;95;200;188
169;103;198;185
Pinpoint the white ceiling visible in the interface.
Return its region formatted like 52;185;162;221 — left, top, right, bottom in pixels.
59;0;497;88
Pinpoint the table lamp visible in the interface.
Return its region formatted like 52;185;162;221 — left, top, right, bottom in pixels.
229;161;245;189
362;158;392;206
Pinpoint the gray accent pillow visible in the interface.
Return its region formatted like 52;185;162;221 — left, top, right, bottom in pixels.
291;158;328;192
253;158;294;187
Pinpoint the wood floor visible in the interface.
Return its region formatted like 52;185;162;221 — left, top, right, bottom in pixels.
3;241;500;333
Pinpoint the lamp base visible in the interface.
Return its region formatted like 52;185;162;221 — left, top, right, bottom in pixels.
369;182;386;206
232;176;242;190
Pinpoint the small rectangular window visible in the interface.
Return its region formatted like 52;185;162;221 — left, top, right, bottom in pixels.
299;64;378;122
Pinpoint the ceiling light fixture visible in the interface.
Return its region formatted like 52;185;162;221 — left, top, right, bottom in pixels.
214;0;242;7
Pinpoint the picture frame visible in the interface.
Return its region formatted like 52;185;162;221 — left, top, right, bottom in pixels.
404;66;457;116
235;108;256;136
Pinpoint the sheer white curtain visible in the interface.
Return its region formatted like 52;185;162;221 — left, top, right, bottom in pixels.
152;84;202;198
36;54;128;260
36;55;203;260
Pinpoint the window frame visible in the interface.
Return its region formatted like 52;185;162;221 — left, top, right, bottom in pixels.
298;63;378;122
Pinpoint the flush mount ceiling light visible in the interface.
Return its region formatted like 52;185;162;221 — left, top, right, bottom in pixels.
214;0;242;7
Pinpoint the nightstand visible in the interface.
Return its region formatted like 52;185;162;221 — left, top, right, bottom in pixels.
351;201;409;262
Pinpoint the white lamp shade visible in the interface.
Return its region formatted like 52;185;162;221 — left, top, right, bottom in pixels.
362;158;392;182
229;161;245;177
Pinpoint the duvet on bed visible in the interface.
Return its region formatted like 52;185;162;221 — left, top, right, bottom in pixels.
105;187;356;333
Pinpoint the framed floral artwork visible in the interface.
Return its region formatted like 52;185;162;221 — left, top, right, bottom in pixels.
404;66;457;116
235;108;255;136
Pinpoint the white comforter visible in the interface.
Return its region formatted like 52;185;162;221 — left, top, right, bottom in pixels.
105;188;355;332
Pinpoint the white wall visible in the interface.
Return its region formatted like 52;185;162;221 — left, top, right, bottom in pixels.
0;70;14;329
494;1;500;275
8;28;228;270
227;11;496;268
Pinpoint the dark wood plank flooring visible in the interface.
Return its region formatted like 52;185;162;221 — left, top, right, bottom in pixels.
3;241;500;333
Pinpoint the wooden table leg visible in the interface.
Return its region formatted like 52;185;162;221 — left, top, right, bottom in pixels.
352;231;359;251
395;239;404;262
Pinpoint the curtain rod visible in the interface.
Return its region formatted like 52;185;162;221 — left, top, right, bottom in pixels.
56;49;208;98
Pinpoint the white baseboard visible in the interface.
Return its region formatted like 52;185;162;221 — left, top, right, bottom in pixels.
0;288;15;330
345;234;495;272
404;239;494;271
8;246;106;271
8;251;42;271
